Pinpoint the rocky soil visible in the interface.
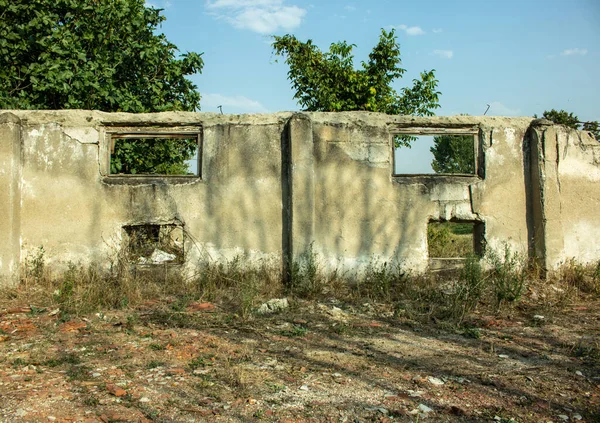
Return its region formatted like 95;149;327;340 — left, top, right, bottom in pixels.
0;298;598;422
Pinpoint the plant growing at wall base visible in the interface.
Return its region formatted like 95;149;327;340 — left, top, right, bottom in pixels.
450;254;484;323
23;246;46;286
486;244;527;310
289;243;323;298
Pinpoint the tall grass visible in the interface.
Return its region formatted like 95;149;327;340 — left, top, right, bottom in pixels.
4;243;599;325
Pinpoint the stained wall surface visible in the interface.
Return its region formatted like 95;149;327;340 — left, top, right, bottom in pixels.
0;111;598;286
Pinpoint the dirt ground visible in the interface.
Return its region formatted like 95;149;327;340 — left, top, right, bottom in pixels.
0;296;598;423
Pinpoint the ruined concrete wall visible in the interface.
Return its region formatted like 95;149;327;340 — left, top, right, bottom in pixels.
0;110;598;286
0;114;22;285
529;121;600;270
3;111;288;283
292;113;534;273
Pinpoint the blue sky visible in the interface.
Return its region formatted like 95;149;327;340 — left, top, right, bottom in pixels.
150;0;599;171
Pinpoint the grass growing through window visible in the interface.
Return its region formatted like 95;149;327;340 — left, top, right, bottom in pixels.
428;221;475;258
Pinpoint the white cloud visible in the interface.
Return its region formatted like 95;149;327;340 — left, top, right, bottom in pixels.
145;0;170;8
394;24;425;36
487;101;521;116
432;49;453;59
206;0;306;34
561;48;587;56
202;93;269;113
432;28;443;33
344;5;356;12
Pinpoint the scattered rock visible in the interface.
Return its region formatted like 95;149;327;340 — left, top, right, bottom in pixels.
299;385;309;391
573;414;582;421
149;249;177;264
256;298;289;315
407;390;424;397
575;371;583;377
498;354;510;359
418;404;433;413
558;415;569;421
533;315;545;321
317;304;349;321
428;376;444;386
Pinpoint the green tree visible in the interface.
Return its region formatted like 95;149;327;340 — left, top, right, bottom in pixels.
272;29;440;146
0;0;204;174
430;134;475;174
537;109;599;140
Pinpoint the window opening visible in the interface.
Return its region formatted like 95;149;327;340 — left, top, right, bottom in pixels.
109;133;200;176
427;221;484;259
393;132;477;176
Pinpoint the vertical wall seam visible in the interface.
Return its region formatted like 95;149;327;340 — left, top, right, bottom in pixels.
281;117;293;286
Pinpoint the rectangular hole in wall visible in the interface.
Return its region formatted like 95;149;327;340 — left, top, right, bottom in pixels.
428;221;476;258
109;133;201;176
123;224;184;265
393;133;476;176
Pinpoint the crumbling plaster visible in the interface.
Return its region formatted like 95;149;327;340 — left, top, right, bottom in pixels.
0;110;598;286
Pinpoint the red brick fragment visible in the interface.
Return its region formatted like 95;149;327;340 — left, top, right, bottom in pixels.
186;302;215;312
106;384;127;397
59;321;87;333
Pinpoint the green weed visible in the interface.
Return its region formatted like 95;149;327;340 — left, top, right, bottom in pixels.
487;244;527;310
148;343;166;351
450;254;485;322
280;325;308;337
290;243;323;298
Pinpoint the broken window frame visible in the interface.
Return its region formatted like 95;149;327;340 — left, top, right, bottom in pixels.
389;127;482;178
103;126;203;182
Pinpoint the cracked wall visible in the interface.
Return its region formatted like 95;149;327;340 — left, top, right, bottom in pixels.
528;121;600;271
0;111;598;286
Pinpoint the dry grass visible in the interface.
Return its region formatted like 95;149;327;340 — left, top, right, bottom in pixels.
4;245;600;329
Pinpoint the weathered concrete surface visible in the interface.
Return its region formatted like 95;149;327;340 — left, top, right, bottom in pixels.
0;110;598;286
5;111;290;283
299;113;534;272
0;113;22;285
529;121;600;270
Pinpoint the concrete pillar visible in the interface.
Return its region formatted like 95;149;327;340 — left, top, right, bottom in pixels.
0;113;22;287
528;121;564;273
281;113;315;283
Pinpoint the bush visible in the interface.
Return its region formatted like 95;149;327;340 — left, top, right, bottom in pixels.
560;258;600;295
486;244;527;309
450;254;485;322
289;244;323;298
